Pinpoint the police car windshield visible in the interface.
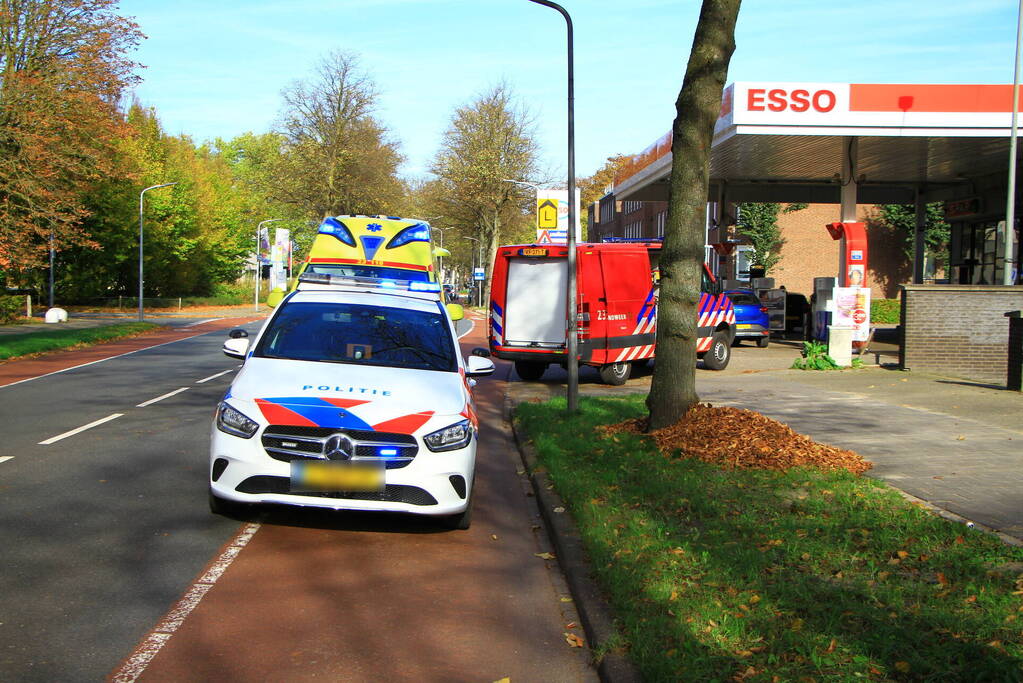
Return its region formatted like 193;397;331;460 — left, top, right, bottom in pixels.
307;263;430;282
255;301;456;372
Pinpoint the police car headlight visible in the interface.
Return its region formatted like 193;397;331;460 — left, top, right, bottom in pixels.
216;402;259;439
424;419;473;452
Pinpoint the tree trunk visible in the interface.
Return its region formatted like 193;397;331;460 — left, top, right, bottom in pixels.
646;0;740;431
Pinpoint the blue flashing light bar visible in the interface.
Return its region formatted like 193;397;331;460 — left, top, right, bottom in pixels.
378;448;398;456
297;272;441;295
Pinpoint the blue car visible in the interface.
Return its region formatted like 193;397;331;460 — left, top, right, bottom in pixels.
725;289;770;347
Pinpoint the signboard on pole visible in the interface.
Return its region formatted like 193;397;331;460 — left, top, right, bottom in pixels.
473;267;485;281
535;189;581;244
270;227;290;291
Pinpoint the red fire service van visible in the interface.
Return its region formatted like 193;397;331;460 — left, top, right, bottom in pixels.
488;241;735;384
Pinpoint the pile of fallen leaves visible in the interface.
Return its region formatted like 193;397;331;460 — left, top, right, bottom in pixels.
599;403;872;475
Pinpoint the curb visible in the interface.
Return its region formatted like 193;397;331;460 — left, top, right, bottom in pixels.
506;396;643;683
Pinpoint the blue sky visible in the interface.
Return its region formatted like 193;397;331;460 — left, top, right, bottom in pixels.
119;0;1018;180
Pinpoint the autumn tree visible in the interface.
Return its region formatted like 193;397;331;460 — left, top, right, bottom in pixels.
0;0;142;274
273;51;403;218
647;0;741;430
578;154;629;234
430;83;540;303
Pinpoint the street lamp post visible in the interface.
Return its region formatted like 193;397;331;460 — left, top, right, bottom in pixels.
525;0;578;411
255;219;285;312
139;182;177;321
464;236;482;306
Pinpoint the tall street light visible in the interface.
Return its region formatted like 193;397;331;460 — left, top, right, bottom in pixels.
256;219;285;312
139;182;177;321
526;0;578;412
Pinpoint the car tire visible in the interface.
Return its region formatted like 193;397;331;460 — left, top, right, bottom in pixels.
599;361;631;385
702;331;731;370
514;361;547;381
208;489;235;517
756;335;770;348
444;495;473;530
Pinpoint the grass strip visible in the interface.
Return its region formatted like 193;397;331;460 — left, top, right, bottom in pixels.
516;395;1023;682
0;322;161;360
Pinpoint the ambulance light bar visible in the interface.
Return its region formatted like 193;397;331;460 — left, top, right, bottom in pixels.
297;272;441;293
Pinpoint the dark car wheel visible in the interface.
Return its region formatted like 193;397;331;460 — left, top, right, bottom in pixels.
443;492;473;530
599;361;631;385
702;331;731;370
514;360;547;381
756;335;770;348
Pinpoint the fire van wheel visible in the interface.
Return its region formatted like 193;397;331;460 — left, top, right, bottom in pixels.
514;360;547;381
702;331;731;370
756;335;770;348
599;361;632;385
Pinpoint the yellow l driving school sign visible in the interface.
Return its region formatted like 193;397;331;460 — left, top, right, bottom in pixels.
536;198;559;229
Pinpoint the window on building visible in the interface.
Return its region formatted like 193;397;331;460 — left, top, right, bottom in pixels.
655;211;667;237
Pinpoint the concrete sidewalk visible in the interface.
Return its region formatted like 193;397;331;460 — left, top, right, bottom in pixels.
508;341;1023;543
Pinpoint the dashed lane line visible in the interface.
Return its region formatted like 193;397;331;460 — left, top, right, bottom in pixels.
195;369;234;384
136;387;189;407
109;522;261;683
0;456;12;464
38;413;124;445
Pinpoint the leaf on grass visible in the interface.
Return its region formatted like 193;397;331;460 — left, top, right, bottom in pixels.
749;595;761;604
964;595;977;604
937;572;949;586
790;618;804;631
895;661;911;673
801;552;811;561
534;552;555;560
954;535;965;545
564;632;585;648
878;571;891;581
896;550;909;559
825;638;837;653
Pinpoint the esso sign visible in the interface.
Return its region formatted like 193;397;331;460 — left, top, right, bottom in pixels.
747;88;837;113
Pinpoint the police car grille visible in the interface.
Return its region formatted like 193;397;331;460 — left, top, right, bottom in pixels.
262;425;418;468
235;476;438;506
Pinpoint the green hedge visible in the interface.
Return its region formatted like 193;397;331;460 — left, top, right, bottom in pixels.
871;298;900;324
0;295;23;324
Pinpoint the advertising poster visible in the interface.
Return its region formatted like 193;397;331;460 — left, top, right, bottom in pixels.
833;286;871;341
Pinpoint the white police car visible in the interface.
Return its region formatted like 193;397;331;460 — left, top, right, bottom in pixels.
209;274;494;529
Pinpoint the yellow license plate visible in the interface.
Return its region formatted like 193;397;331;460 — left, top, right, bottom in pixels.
521;248;548;256
291;461;384;492
736;324;752;329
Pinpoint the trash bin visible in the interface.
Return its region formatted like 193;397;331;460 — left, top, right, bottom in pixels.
828;325;854;367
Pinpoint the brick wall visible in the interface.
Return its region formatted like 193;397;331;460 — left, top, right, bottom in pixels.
771;205;903;300
900;285;1023;384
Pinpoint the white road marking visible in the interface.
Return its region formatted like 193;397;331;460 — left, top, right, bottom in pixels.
196;369;234;384
183;318;223;327
136;387;189;407
39;413;124;445
0;331;231;390
457;318;476;340
0;456;12;464
110;522;261;683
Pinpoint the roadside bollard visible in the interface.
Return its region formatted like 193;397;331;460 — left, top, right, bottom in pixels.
1006;311;1022;392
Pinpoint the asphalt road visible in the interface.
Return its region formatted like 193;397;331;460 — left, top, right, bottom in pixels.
0;314;597;682
0;321;259;681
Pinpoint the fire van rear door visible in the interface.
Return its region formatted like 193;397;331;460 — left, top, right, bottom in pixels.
503;258;568;346
598;249;656;362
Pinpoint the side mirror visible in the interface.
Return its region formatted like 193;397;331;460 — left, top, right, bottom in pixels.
446;303;464;321
471;347;490;358
223;337;249;360
228;328;248;339
465;355;495;377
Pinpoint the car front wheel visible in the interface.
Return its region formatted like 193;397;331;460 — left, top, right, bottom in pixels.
702;331;731;370
599;361;631;385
